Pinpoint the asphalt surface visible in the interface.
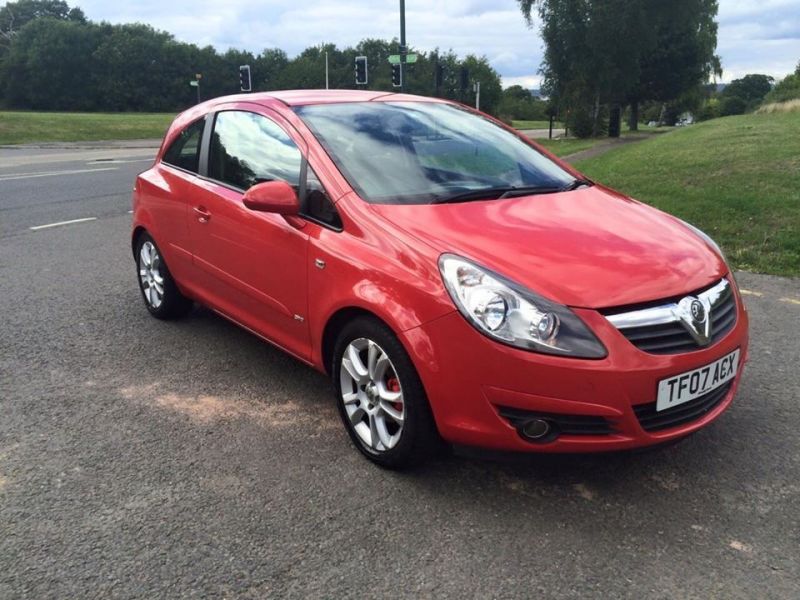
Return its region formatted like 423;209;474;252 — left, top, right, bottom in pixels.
1;144;799;599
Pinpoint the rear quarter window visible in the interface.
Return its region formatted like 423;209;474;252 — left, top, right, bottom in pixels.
162;119;205;173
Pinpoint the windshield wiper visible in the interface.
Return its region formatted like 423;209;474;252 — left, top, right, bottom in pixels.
431;185;564;204
560;178;593;192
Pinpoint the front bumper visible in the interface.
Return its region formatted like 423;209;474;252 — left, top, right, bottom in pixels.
402;293;749;453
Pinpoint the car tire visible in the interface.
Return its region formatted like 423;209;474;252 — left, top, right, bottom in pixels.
135;232;192;320
332;316;444;469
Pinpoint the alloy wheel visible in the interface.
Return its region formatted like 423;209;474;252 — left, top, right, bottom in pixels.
339;337;405;452
138;240;164;309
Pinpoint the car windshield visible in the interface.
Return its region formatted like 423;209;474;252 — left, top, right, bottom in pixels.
295;101;578;205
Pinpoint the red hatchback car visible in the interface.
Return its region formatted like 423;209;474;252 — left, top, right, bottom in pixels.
132;90;749;467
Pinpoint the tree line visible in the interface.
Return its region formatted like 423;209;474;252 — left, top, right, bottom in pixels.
0;1;503;114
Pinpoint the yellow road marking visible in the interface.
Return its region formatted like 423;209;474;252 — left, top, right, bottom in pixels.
739;289;763;297
779;297;800;306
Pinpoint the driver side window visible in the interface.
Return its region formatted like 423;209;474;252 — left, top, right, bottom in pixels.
208;111;302;191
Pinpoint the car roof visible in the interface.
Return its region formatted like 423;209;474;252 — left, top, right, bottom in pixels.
161;90;453;154
208;89;450;108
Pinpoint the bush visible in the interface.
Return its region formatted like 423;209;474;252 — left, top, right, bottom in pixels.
719;96;748;116
762;66;800;105
566;107;595;138
697;98;720;121
642;103;662;124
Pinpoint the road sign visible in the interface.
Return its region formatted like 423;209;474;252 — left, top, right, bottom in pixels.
189;81;199;87
388;53;417;65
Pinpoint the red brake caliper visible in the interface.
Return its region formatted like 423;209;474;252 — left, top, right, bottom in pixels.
387;377;403;412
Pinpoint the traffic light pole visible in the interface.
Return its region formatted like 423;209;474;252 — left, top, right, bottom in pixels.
399;0;406;92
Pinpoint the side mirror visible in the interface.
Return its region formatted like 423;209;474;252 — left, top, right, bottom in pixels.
242;180;300;215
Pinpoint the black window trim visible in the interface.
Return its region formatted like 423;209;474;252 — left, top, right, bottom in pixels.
199;108;343;232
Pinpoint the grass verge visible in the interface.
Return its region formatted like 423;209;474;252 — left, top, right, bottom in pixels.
576;112;800;277
513;120;563;130
0;111;175;144
535;138;602;157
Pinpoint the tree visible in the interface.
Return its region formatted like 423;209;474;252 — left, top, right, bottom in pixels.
497;85;548;121
0;3;503;115
720;74;774;109
517;0;721;134
254;49;289;91
719;95;747;116
0;0;84;54
631;0;721;128
518;0;648;136
91;24;179;111
2;17;102;110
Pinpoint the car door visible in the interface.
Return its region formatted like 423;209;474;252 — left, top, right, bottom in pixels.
188;107;312;361
144;116;208;283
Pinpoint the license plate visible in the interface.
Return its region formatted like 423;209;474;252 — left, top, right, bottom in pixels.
656;349;740;412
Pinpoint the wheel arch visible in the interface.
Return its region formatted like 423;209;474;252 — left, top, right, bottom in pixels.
131;225;148;258
320;307;386;375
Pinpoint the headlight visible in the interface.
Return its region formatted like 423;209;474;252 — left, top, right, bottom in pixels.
438;254;607;358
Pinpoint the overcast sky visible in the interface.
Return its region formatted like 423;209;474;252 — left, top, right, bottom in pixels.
13;0;800;87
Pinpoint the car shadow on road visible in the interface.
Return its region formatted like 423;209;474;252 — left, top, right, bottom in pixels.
127;302;738;504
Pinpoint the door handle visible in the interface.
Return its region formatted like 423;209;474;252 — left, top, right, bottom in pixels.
193;206;211;224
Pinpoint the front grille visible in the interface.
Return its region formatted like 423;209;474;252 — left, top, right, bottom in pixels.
709;288;737;342
497;406;616;436
634;382;732;432
622;321;701;354
606;279;737;355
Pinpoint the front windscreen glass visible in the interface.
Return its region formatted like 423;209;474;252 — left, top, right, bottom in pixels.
295;101;577;205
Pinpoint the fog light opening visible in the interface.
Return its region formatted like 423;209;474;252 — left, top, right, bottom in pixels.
520;418;553;441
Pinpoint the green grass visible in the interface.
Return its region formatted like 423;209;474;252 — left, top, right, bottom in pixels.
576;112;800;277
623;124;674;135
535;137;602;157
513;120;563;130
0;111;175;144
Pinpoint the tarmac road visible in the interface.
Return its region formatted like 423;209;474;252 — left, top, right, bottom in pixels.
1;144;799;598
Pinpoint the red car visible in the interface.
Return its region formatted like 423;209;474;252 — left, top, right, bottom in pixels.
132;90;749;468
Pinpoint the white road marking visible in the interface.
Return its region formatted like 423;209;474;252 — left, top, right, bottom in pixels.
86;158;153;165
0;167;117;182
30;217;98;231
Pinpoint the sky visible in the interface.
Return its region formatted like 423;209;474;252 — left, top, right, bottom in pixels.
9;0;800;87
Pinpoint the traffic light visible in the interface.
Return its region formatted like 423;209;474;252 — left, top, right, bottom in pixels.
239;64;252;92
459;67;470;91
354;56;368;85
392;63;402;88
